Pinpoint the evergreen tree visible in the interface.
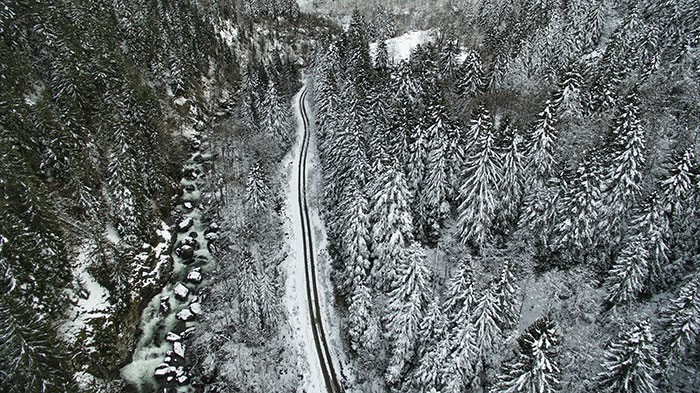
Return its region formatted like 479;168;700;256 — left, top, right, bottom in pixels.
443;260;477;323
370;165;414;288
261;79;292;144
553;152;604;263
384;243;431;384
662;272;700;356
601;96;646;239
495;258;519;330
338;179;371;296
348;281;373;352
597;321;659;393
456;108;502;249
496;122;525;231
491;316;561;393
525;100;558;181
0;264;73;392
442;322;478;393
457;50;487;96
246;163;271;211
605;234;650;305
471;285;503;354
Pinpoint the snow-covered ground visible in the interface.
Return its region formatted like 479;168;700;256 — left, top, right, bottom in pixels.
369;29;437;63
280;84;325;393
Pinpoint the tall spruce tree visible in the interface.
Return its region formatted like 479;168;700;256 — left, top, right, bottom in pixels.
597;321;659;393
491;316;561;393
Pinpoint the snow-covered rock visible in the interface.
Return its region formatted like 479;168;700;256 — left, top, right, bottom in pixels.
177;374;189;385
173;342;185;358
173;283;189;300
155;363;176;378
186;269;202;284
189;303;202;316
177;217;193;232
166;332;181;342
176;308;194;321
183;201;193;210
204;232;219;242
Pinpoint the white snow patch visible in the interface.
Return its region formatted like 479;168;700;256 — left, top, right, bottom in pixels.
370;29;437;63
105;223;121;245
174;97;188;106
61;245;111;343
218;20;238;47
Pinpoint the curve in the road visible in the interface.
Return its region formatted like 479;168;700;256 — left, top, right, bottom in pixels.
297;87;343;393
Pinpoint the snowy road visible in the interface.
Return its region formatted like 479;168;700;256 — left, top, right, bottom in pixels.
289;86;344;393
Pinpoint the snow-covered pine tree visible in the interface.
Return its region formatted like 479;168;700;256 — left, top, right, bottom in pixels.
471;284;503;354
258;269;279;336
245;163;271;211
348;281;373;352
659;149;697;220
491;316;561;393
495;258;519;330
552;70;583;119
605;233;650;305
662;272;700;356
384;243;431;384
496;121;525;233
457;50;487;96
369;165;414;289
553;151;604;264
442;322;478;393
338;178;371;296
443;259;477;325
456;107;502;250
419;298;448;355
0;264;73;392
525;100;558;182
421;120;452;243
597;320;659;393
261;79;292;144
601;95;646;241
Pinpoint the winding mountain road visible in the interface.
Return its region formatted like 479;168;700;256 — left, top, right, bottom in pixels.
296;86;344;393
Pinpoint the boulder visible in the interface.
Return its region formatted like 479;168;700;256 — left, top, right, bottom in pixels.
166;332;181;342
189;303;202;316
186;269;202;284
173;283;189;301
176;308;194;321
176;245;194;260
177;217;193;233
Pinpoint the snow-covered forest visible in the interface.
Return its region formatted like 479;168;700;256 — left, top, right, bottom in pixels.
1;0;699;393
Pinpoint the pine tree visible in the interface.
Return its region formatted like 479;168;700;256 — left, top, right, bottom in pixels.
491;316;561;393
246;163;271;211
472;285;503;354
525;100;558;181
370;165;414;288
457;50;486;96
384;243;431;384
338;180;371;296
597;321;659;393
553;152;604;262
497;122;525;231
348;281;373;352
662;273;700;356
601;96;646;239
261;79;292;144
0;265;73;392
456;108;502;249
605;234;650;305
442;322;478;393
443;260;477;323
659;149;697;220
495;258;519;330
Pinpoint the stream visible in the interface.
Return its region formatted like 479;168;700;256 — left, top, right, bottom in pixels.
121;132;217;393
